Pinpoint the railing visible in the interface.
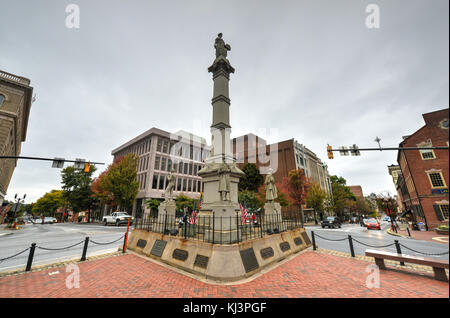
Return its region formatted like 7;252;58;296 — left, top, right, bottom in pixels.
134;212;303;244
0;70;31;85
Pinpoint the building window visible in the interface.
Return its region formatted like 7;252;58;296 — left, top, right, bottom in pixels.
159;175;165;190
179;161;183;174
0;94;5;107
167;159;172;171
154;156;160;170
152;174;158;189
188;179;192;192
177;178;182;191
440;204;449;219
420;149;436;160
157;138;162;152
189;163;193;175
163;140;168;153
193;180;197;192
198;180;201;193
427;172;446;188
184;163;188;175
183;179;187;191
193;165;198;175
440;119;449;129
161;157;166;171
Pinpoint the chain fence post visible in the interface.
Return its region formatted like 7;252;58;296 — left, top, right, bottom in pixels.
212;212;215;244
25;243;36;271
311;231;316;251
80;237;90;261
348;235;355;257
394;240;405;266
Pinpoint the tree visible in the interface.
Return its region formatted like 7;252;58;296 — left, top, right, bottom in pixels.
238;190;260;213
101;154;140;213
61;164;97;221
32;190;64;217
146;199;163;217
329;175;356;219
175;194;194;216
238;163;264;192
306;182;327;224
282;168;310;223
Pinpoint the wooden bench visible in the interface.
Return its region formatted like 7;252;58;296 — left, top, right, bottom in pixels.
365;249;449;282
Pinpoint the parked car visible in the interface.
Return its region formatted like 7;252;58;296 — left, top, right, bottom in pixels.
321;216;341;229
366;218;381;230
103;212;134;226
35;217;57;224
349;217;358;224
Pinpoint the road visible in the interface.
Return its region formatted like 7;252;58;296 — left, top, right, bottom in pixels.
305;221;449;260
0;222;129;273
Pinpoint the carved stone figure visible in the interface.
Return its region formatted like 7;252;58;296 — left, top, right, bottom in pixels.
165;168;176;201
265;171;278;202
218;164;231;201
214;33;231;58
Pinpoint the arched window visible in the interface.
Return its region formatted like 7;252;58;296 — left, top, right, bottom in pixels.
0;94;5;107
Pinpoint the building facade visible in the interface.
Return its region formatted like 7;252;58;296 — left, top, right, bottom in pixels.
348;185;364;198
111;128;210;218
231;134;332;195
396;108;449;230
388;164;404;211
0;70;34;205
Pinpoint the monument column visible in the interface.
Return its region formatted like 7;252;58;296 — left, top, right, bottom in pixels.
198;33;244;243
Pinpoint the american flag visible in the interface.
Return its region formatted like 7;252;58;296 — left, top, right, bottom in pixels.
240;201;248;224
189;201;198;225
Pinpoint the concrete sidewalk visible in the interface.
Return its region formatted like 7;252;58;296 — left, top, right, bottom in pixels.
0;248;447;298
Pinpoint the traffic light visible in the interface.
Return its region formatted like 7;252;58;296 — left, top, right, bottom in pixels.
84;162;91;173
327;144;334;159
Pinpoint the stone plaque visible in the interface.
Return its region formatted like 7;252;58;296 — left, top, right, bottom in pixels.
150;239;167;257
172;249;188;262
294;237;303;246
136;239;147;249
260;247;274;260
280;242;290;252
240;248;259;273
194;254;209;269
301;232;312;245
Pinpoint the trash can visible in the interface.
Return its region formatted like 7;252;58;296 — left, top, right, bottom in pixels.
418;222;426;231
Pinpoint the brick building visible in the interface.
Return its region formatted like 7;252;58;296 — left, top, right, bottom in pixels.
0;70;34;205
111;128;210;218
231;134;332;195
396;108;449;230
349;185;364;198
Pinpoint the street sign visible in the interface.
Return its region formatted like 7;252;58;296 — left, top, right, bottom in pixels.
74;158;86;169
339;146;349;156
52;157;65;168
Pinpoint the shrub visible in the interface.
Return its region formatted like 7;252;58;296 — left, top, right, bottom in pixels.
438;224;449;231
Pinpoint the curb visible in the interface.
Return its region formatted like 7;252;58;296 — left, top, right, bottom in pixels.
386;228;409;238
0;232;13;237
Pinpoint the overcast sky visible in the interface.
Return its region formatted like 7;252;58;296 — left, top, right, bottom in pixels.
1;0;448;203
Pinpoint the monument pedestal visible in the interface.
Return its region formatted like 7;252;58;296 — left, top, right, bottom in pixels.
157;200;177;232
263;202;286;232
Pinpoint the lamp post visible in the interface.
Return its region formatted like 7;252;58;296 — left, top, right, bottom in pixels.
12;193;26;227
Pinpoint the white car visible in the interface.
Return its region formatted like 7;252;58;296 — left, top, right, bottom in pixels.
103;212;134;226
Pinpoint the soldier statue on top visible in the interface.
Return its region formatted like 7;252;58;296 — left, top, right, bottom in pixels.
214;33;231;58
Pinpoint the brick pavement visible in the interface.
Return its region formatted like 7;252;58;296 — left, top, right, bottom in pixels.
0;250;447;298
390;228;449;244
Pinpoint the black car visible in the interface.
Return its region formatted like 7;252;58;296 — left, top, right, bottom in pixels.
321;216;342;229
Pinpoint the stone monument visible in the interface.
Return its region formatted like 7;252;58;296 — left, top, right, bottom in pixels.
197;33;244;243
263;169;284;231
157;168;177;231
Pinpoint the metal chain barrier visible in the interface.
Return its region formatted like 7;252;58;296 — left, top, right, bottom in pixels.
90;234;125;246
0;247;30;263
352;238;396;249
36;240;85;251
399;243;450;256
314;233;348;242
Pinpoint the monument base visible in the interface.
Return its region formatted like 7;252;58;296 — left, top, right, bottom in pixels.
157;200;177;232
263;202;286;231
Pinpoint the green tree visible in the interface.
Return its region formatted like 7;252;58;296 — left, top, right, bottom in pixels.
282;168;310;223
306;182;327;224
238;190;260;213
238;163;264;192
175;194;194;216
146;199;163;217
61;164;97;221
329;175;356;219
32;190;64;217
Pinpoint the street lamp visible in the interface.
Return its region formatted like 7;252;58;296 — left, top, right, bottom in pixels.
11;193;26;227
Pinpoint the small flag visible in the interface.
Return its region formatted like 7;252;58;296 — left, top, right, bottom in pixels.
189;201;198;225
240;201;248;224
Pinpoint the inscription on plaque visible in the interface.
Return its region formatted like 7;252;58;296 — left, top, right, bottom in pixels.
150;239;167;257
301;231;312;245
294;237;303;246
194;254;209;269
172;249;189;262
280;242;291;252
260;247;274;260
136;239;147;249
240;248;259;273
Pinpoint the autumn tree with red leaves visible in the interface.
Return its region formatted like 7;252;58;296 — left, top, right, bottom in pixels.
282;168;310;224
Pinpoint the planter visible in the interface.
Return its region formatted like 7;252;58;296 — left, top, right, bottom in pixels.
435;229;449;235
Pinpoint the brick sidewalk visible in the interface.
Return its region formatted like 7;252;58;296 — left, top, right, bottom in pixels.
0;249;447;298
389;227;449;244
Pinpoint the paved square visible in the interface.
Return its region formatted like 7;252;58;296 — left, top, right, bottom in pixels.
0;251;447;298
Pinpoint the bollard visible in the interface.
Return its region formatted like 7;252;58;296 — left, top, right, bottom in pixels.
80;237;89;261
348;235;355;257
406;227;411;237
394;240;405;266
212;212;215;244
25;243;36;272
311;231;316;251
